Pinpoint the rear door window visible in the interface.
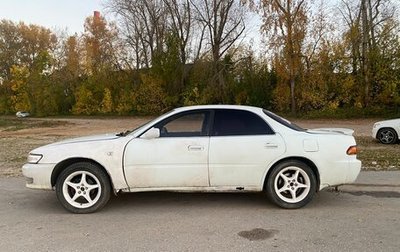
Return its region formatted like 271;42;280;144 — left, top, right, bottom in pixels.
212;109;274;136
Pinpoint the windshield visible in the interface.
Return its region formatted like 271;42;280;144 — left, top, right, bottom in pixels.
263;110;305;131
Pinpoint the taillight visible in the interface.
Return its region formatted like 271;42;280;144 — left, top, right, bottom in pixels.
347;145;358;155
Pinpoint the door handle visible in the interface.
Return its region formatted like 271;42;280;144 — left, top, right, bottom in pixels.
265;143;278;148
188;145;204;151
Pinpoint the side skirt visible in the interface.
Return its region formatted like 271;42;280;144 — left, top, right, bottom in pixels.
120;186;263;193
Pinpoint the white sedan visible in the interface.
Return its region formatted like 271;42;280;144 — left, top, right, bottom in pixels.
23;105;361;213
16;111;30;118
372;119;400;144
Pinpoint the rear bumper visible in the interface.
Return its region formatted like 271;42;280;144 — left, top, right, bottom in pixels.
344;159;362;183
319;159;362;190
22;163;55;190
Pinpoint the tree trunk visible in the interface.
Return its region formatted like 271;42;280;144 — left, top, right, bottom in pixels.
361;0;370;107
290;78;296;114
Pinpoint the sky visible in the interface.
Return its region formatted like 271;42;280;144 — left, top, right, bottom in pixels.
0;0;264;55
0;0;104;34
0;0;356;56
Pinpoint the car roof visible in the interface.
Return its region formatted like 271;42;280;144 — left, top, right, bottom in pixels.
172;105;262;113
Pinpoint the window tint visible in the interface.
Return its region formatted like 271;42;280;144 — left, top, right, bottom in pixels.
156;111;209;137
212;109;273;136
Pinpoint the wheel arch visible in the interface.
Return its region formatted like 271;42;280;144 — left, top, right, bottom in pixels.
263;157;320;191
51;158;113;189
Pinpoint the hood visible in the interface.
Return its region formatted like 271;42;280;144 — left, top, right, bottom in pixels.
307;128;354;136
47;133;121;146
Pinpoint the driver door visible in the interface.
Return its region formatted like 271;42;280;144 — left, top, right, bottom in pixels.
124;110;211;188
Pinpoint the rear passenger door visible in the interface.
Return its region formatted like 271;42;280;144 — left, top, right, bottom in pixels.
208;109;285;188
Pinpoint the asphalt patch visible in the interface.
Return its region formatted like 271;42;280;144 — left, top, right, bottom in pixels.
238;228;279;241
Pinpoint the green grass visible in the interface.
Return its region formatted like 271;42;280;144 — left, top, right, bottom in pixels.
356;136;400;170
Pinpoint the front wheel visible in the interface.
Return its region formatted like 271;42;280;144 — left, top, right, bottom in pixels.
56;162;111;213
266;161;317;209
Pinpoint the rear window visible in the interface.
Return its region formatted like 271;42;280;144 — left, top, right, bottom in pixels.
263;110;305;131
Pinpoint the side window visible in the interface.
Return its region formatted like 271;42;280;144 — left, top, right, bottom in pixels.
156;111;209;137
212;109;274;136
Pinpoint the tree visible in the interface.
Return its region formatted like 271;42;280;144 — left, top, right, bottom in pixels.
51;35;82;113
0;20;20;81
0;20;20;113
72;84;98;115
190;0;246;102
299;1;337;111
10;65;30;112
100;88;113;113
229;45;277;108
0;21;59;115
257;0;308;114
108;0;168;69
83;11;120;73
17;23;57;70
339;0;399;108
134;74;168;114
164;0;193;65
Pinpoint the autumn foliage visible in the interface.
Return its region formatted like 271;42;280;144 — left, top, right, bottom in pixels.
0;0;399;117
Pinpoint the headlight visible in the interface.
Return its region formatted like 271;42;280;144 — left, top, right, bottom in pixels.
27;154;43;164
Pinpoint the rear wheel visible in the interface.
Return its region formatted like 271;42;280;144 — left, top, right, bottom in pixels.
56;162;111;214
266;160;316;209
377;128;398;144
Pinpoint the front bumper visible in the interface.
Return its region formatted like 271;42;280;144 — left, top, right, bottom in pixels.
372;127;378;139
22;163;56;190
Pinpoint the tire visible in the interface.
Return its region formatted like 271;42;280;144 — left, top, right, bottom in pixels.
266;160;317;209
56;162;111;214
377;128;398;144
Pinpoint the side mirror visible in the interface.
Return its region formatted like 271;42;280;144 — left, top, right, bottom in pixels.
141;127;160;139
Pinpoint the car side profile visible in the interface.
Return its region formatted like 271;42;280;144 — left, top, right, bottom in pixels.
372;119;400;144
22;105;361;213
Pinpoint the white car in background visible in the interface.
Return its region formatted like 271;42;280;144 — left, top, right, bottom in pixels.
16;111;30;118
22;105;361;213
372;119;400;144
